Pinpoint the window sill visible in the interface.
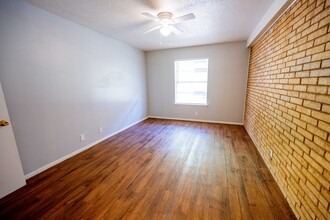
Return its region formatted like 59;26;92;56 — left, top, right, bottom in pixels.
174;103;208;107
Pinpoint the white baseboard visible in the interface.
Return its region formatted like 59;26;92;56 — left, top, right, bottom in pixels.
24;117;149;179
148;116;244;125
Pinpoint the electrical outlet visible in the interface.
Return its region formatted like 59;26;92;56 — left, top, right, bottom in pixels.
269;149;273;159
99;127;103;133
195;111;198;115
80;134;85;141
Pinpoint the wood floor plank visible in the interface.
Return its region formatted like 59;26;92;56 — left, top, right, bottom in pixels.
0;118;296;219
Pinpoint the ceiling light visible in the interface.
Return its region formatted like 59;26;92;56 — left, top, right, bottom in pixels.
160;24;171;36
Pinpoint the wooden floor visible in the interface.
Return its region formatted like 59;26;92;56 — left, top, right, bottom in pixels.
0;118;295;220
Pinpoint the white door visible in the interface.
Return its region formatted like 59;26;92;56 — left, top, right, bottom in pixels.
0;81;26;199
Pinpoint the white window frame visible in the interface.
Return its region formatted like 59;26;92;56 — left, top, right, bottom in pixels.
174;58;209;106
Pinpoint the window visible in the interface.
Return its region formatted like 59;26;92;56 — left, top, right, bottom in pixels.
174;58;209;105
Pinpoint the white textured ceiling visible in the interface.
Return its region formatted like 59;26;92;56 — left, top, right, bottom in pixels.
24;0;274;51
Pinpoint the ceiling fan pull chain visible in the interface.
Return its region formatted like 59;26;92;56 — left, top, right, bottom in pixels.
170;33;172;47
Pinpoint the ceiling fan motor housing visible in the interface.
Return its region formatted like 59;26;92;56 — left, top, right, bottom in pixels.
157;12;174;25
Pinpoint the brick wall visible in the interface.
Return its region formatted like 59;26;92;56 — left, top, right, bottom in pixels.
244;0;330;219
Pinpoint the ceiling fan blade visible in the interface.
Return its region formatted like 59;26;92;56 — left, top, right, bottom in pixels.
144;25;162;34
170;25;182;35
174;13;195;23
142;12;158;20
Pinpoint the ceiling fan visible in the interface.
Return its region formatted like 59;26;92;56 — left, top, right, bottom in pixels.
142;11;195;37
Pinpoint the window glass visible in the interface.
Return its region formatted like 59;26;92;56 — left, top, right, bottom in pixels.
174;58;209;105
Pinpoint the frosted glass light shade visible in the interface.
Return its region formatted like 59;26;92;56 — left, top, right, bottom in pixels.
160;24;171;36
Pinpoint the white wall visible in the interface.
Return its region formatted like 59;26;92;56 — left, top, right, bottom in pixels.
0;0;147;175
146;42;249;124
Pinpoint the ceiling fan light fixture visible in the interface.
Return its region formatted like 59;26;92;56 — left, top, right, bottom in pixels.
160;24;172;36
160;18;172;25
